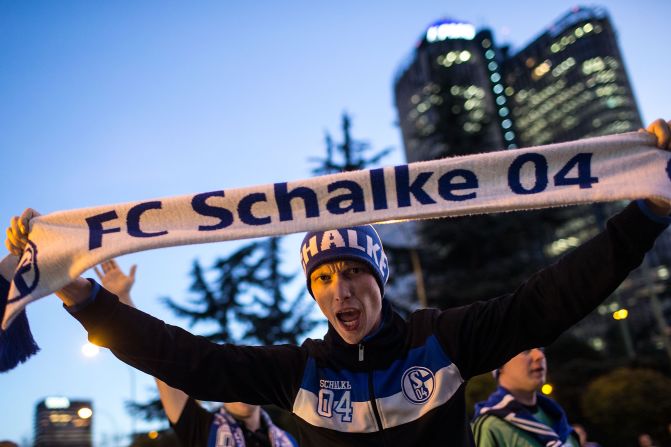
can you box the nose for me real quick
[530,348,546,361]
[332,273,352,302]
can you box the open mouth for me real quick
[336,309,361,331]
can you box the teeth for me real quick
[337,310,360,326]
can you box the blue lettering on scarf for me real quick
[192,191,234,231]
[326,180,365,214]
[127,201,168,238]
[438,169,478,201]
[369,168,388,210]
[85,210,121,250]
[238,193,270,225]
[275,182,320,222]
[394,165,436,207]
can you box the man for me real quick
[95,259,297,447]
[6,119,671,446]
[472,348,580,446]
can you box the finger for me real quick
[94,266,104,280]
[6,223,26,254]
[10,217,27,243]
[108,259,119,270]
[18,208,38,236]
[129,264,137,281]
[102,261,113,273]
[5,237,20,257]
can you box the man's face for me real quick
[224,402,259,419]
[310,260,382,345]
[499,348,547,393]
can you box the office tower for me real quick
[504,6,643,147]
[394,19,507,162]
[34,397,93,447]
[391,6,670,361]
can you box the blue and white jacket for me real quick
[71,202,668,446]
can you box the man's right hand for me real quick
[5,207,92,307]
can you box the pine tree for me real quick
[162,242,261,342]
[237,237,319,345]
[311,112,392,174]
[127,238,317,423]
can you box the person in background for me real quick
[472,348,580,446]
[95,259,297,447]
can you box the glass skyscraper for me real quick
[390,6,669,358]
[34,397,93,447]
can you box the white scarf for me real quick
[3,131,670,329]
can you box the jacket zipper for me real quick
[359,343,384,432]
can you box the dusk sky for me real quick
[1,1,670,444]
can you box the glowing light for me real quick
[590,337,605,351]
[82,342,100,357]
[459,50,471,62]
[490,73,501,82]
[584,23,594,33]
[148,431,159,440]
[613,309,629,320]
[45,397,70,409]
[541,384,553,395]
[493,84,503,94]
[49,413,73,423]
[426,22,476,42]
[501,119,512,129]
[657,266,669,280]
[485,49,495,60]
[78,407,93,419]
[533,61,552,80]
[488,61,498,71]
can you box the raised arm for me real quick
[95,259,188,424]
[438,118,671,378]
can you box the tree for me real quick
[162,242,261,342]
[127,237,317,423]
[581,367,671,447]
[311,112,392,175]
[237,237,319,345]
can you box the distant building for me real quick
[34,397,93,447]
[504,6,642,147]
[390,6,670,358]
[394,6,642,159]
[394,20,506,162]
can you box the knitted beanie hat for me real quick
[300,225,389,297]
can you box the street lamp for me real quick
[81,342,100,357]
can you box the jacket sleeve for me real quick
[69,288,307,409]
[435,202,669,379]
